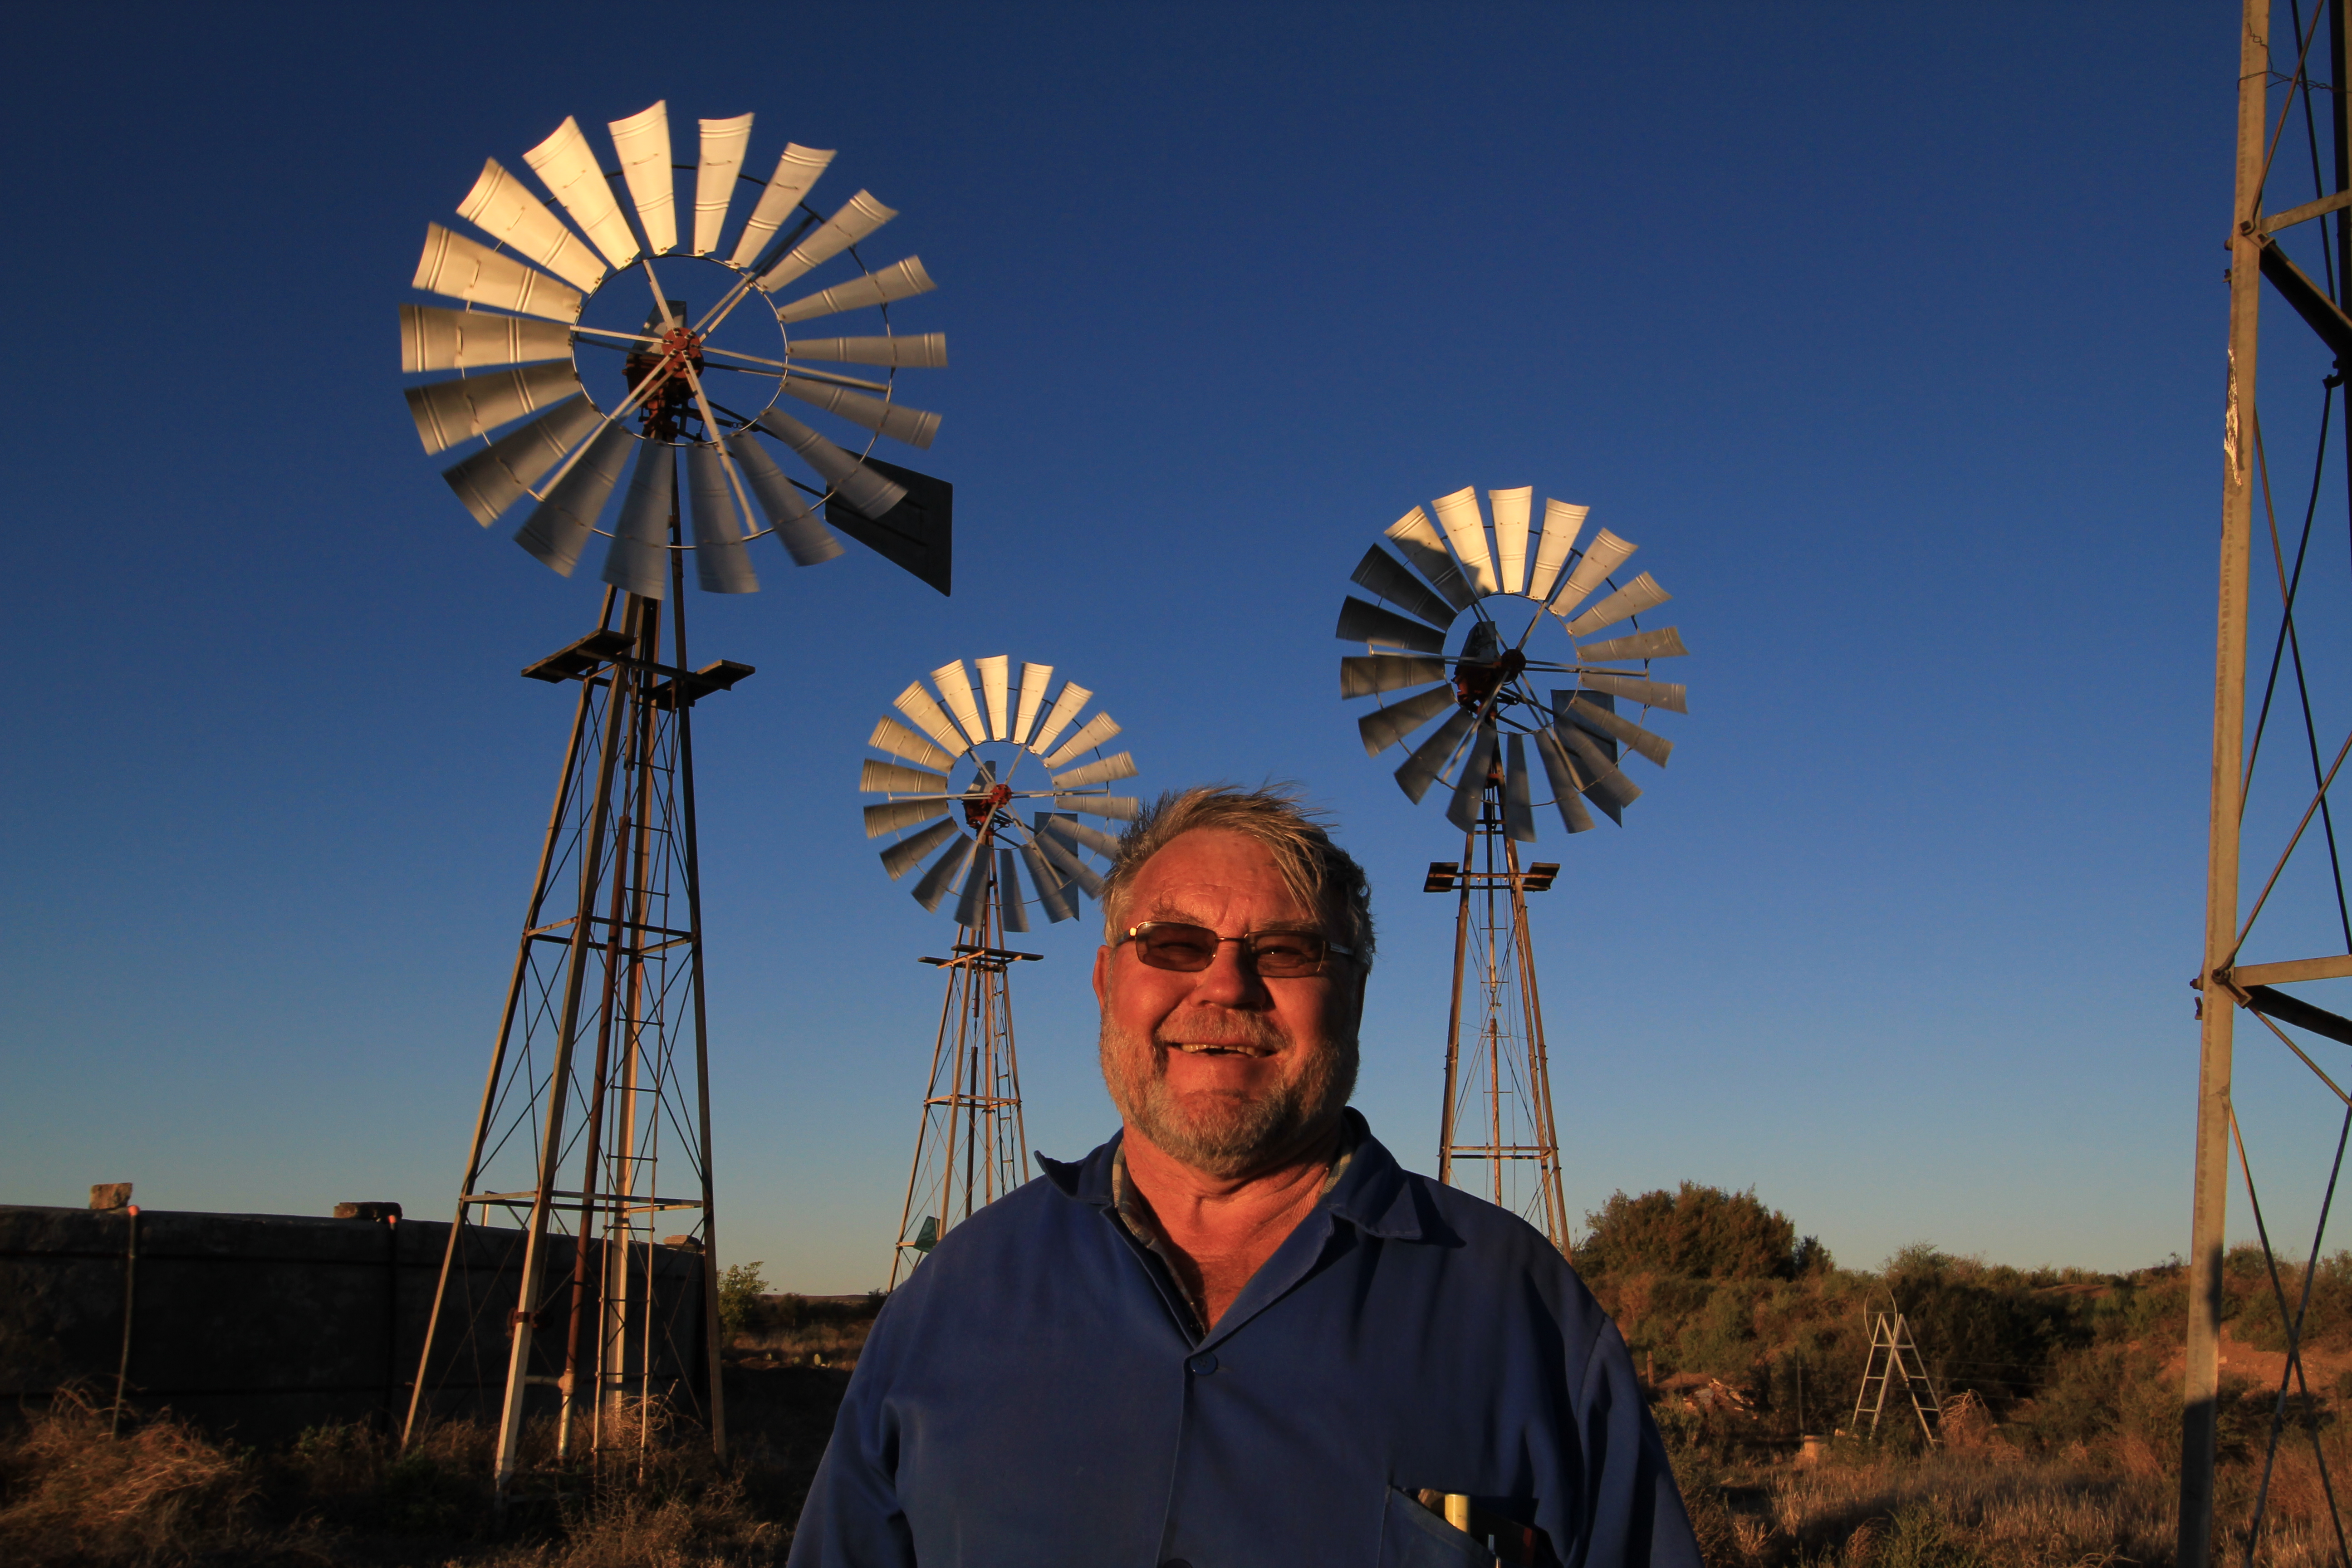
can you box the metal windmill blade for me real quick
[1334,482,1693,842]
[400,105,957,598]
[858,655,1144,926]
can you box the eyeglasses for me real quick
[1117,921,1355,978]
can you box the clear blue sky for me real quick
[4,3,2323,1291]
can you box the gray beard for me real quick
[1098,1016,1358,1180]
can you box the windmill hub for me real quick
[1454,646,1526,710]
[962,778,1013,829]
[621,316,708,441]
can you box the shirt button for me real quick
[1186,1352,1218,1375]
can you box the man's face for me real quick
[1092,828,1366,1179]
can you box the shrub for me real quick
[718,1260,769,1339]
[1578,1183,1827,1283]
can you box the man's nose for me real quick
[1184,940,1267,1005]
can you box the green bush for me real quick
[717,1261,769,1340]
[1578,1183,1829,1283]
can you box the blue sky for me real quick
[5,2,2335,1291]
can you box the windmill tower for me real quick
[392,102,951,1494]
[859,657,1140,1285]
[1335,486,1689,1252]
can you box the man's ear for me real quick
[1093,943,1112,1007]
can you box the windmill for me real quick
[859,657,1141,1286]
[394,102,951,1494]
[1335,486,1688,1252]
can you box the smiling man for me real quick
[789,786,1699,1568]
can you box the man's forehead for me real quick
[1129,830,1315,921]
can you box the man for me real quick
[790,786,1700,1567]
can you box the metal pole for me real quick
[2182,4,2271,1559]
[1438,820,1475,1185]
[1504,831,1570,1254]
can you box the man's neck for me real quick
[1118,1118,1345,1331]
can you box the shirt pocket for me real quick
[1379,1486,1495,1567]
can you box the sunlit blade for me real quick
[1446,725,1499,832]
[600,442,674,599]
[608,102,677,255]
[870,715,954,770]
[1576,672,1687,714]
[1042,815,1123,859]
[1502,734,1539,843]
[442,395,600,525]
[731,144,836,268]
[861,758,950,794]
[730,434,842,565]
[1549,528,1636,618]
[1578,626,1688,662]
[1383,507,1478,611]
[779,375,940,449]
[685,443,759,593]
[790,333,947,368]
[1012,662,1054,745]
[1555,723,1642,818]
[1524,500,1587,603]
[1395,708,1476,804]
[953,849,993,927]
[692,113,753,255]
[1431,487,1499,595]
[893,680,970,756]
[752,408,906,520]
[1044,711,1121,770]
[1019,840,1080,923]
[880,818,957,881]
[1337,596,1446,655]
[1563,695,1671,767]
[1029,682,1092,756]
[400,305,572,372]
[998,851,1034,933]
[413,224,583,322]
[870,799,952,841]
[455,160,606,291]
[1054,750,1137,789]
[776,256,937,324]
[515,421,632,575]
[1057,793,1141,820]
[1034,818,1107,900]
[522,115,639,270]
[1490,487,1532,597]
[930,660,989,745]
[405,362,581,454]
[911,832,974,910]
[1533,727,1597,834]
[759,191,897,292]
[1358,684,1456,757]
[1350,546,1456,630]
[1341,654,1447,699]
[976,655,1011,739]
[1564,572,1670,637]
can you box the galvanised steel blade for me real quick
[759,191,897,293]
[1430,487,1499,596]
[1029,681,1092,756]
[1555,722,1642,820]
[1503,733,1538,843]
[996,850,1031,933]
[790,333,948,368]
[686,443,760,593]
[1383,507,1477,612]
[913,832,974,912]
[779,375,939,449]
[406,361,582,454]
[1340,654,1446,699]
[1563,572,1670,638]
[731,434,843,565]
[608,102,677,255]
[776,256,936,324]
[1563,695,1672,768]
[600,441,674,599]
[1042,815,1123,859]
[1574,672,1688,714]
[1020,839,1080,924]
[522,116,640,271]
[1043,711,1121,770]
[870,715,955,770]
[753,408,906,520]
[1446,724,1499,833]
[1056,794,1140,820]
[861,759,950,794]
[1349,546,1456,631]
[1548,528,1636,619]
[1336,596,1446,655]
[1052,751,1138,789]
[880,818,958,881]
[1533,727,1596,834]
[1524,499,1588,603]
[1395,707,1477,804]
[412,223,583,322]
[1034,816,1108,899]
[976,655,1011,740]
[514,421,633,576]
[401,305,573,372]
[893,680,970,756]
[869,798,952,841]
[442,395,600,525]
[731,143,835,268]
[1012,662,1054,745]
[456,159,606,292]
[1578,626,1688,662]
[954,848,994,926]
[930,660,988,746]
[1490,487,1532,597]
[1357,683,1456,758]
[691,113,754,255]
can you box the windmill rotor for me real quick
[860,656,1141,930]
[401,102,953,598]
[1336,485,1690,839]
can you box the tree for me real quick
[1577,1183,1830,1281]
[718,1260,769,1339]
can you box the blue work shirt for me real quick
[789,1111,1700,1567]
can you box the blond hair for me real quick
[1099,785,1375,964]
